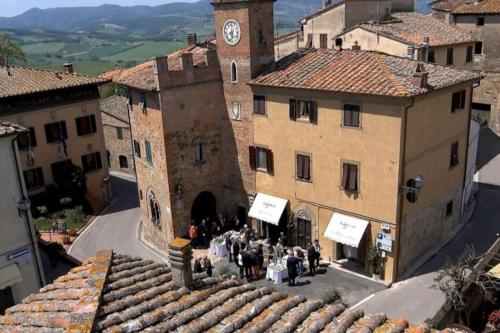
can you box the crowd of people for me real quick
[193,256,213,277]
[188,215,244,248]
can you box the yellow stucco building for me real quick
[0,62,110,209]
[248,48,479,282]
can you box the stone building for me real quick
[248,48,478,282]
[0,61,111,209]
[100,96,134,175]
[274,0,414,60]
[0,122,45,314]
[0,247,471,332]
[336,12,476,67]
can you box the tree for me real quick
[432,246,499,325]
[0,33,27,65]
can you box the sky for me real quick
[1,0,198,17]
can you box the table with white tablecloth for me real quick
[266,266,288,284]
[209,241,227,257]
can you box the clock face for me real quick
[223,20,241,46]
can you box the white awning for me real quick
[0,264,23,290]
[248,193,288,226]
[323,212,369,248]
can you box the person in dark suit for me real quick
[242,251,253,282]
[286,250,298,286]
[307,242,316,276]
[193,258,203,274]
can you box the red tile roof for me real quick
[0,249,469,333]
[0,122,27,138]
[99,68,126,82]
[454,0,500,14]
[250,48,479,97]
[100,96,129,128]
[117,44,213,91]
[0,66,108,99]
[355,12,475,47]
[430,0,475,12]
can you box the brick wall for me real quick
[103,125,134,175]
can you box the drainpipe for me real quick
[11,137,45,287]
[394,96,414,282]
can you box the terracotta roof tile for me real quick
[100,96,129,128]
[0,66,108,99]
[250,48,479,97]
[117,44,212,91]
[356,12,475,47]
[0,250,474,332]
[0,122,27,138]
[430,0,475,12]
[454,0,500,14]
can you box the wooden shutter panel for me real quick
[76,118,83,136]
[451,92,459,112]
[249,146,257,170]
[266,149,274,174]
[289,99,297,120]
[61,122,68,139]
[96,152,102,169]
[342,163,349,189]
[460,90,466,109]
[309,102,318,124]
[343,105,352,126]
[91,115,97,132]
[296,155,303,179]
[304,156,311,180]
[352,106,360,127]
[349,164,358,191]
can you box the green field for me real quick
[103,41,185,62]
[23,42,66,54]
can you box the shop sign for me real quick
[376,232,392,252]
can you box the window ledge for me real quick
[296,177,312,183]
[253,113,267,117]
[341,124,362,130]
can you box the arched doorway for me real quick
[191,191,217,224]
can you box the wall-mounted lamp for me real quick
[17,197,31,217]
[400,175,426,203]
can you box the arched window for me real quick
[231,61,238,83]
[148,190,161,230]
[119,155,128,169]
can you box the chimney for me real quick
[181,52,194,70]
[335,38,343,51]
[153,56,169,74]
[63,63,74,74]
[187,33,197,46]
[351,41,361,51]
[168,238,193,289]
[0,56,4,67]
[412,63,429,89]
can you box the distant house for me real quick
[100,96,134,175]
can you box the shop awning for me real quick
[0,264,22,290]
[248,193,288,226]
[323,212,369,248]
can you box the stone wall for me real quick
[103,125,134,175]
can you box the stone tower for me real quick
[212,0,276,210]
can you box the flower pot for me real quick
[68,229,77,237]
[62,235,71,245]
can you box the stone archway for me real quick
[191,191,217,224]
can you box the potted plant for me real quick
[62,234,71,245]
[68,229,77,237]
[367,246,385,280]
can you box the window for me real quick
[477,17,485,26]
[107,150,111,166]
[51,159,72,183]
[75,115,97,136]
[450,142,459,168]
[194,143,204,164]
[289,99,318,123]
[116,127,123,140]
[45,121,67,143]
[446,48,454,65]
[342,162,359,192]
[253,95,266,115]
[343,103,361,128]
[145,140,153,165]
[446,201,454,217]
[139,92,147,113]
[466,46,473,63]
[134,140,141,158]
[451,90,466,113]
[320,34,328,49]
[296,154,311,181]
[475,41,483,55]
[17,127,37,150]
[81,152,102,173]
[231,61,238,83]
[472,102,491,112]
[249,146,273,174]
[428,50,435,63]
[119,155,128,169]
[306,33,313,48]
[23,168,44,190]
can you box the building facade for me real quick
[0,63,110,210]
[100,96,135,175]
[249,48,478,282]
[0,122,45,314]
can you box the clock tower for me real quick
[212,0,276,207]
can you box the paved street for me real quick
[68,172,165,263]
[361,128,500,324]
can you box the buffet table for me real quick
[266,261,288,284]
